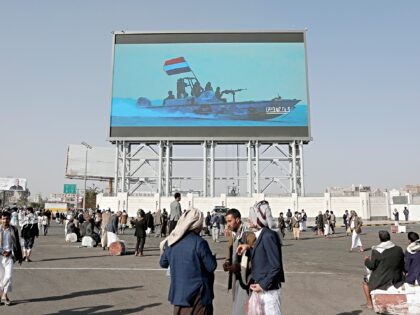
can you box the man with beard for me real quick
[223,208,255,315]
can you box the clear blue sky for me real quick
[1,0,419,196]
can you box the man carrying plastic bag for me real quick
[237,200,285,315]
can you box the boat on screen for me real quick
[135,57,300,121]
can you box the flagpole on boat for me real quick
[190,70,200,85]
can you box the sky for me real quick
[0,0,419,196]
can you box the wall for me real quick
[97,192,420,220]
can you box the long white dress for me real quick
[351,220,362,249]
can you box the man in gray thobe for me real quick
[169,192,182,234]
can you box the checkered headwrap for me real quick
[249,200,276,229]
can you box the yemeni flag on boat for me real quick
[163,57,192,75]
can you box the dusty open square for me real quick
[4,222,419,315]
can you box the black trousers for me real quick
[168,220,178,234]
[135,237,145,253]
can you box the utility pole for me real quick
[81,142,92,210]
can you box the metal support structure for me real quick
[292,140,297,194]
[254,141,260,194]
[210,141,215,197]
[299,141,305,196]
[202,141,207,197]
[114,141,119,194]
[247,141,253,197]
[121,142,127,193]
[158,141,163,195]
[165,141,171,197]
[288,144,293,193]
[113,140,306,197]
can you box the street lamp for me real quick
[81,141,92,210]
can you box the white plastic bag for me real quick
[247,291,263,315]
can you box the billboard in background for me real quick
[109,32,311,141]
[0,178,27,191]
[65,145,115,179]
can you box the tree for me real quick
[17,188,31,207]
[85,186,99,209]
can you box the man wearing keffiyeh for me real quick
[160,208,217,314]
[237,200,285,315]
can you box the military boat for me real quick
[136,62,300,121]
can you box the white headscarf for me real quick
[160,208,203,251]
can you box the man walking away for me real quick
[0,211,23,306]
[169,193,182,234]
[160,208,217,314]
[278,213,286,238]
[134,210,147,257]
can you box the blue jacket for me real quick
[250,227,285,291]
[160,231,217,306]
[405,244,420,285]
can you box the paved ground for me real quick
[2,223,419,315]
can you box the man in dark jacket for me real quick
[0,211,23,305]
[160,208,216,314]
[21,207,39,262]
[237,200,284,314]
[362,230,405,309]
[134,210,147,256]
[405,232,420,285]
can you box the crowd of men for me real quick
[1,200,419,313]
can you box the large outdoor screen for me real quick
[109,32,310,141]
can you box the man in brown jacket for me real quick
[223,208,256,315]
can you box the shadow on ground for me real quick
[336,310,364,315]
[40,255,110,262]
[16,286,143,304]
[43,303,161,315]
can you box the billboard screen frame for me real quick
[108,31,312,142]
[0,177,27,192]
